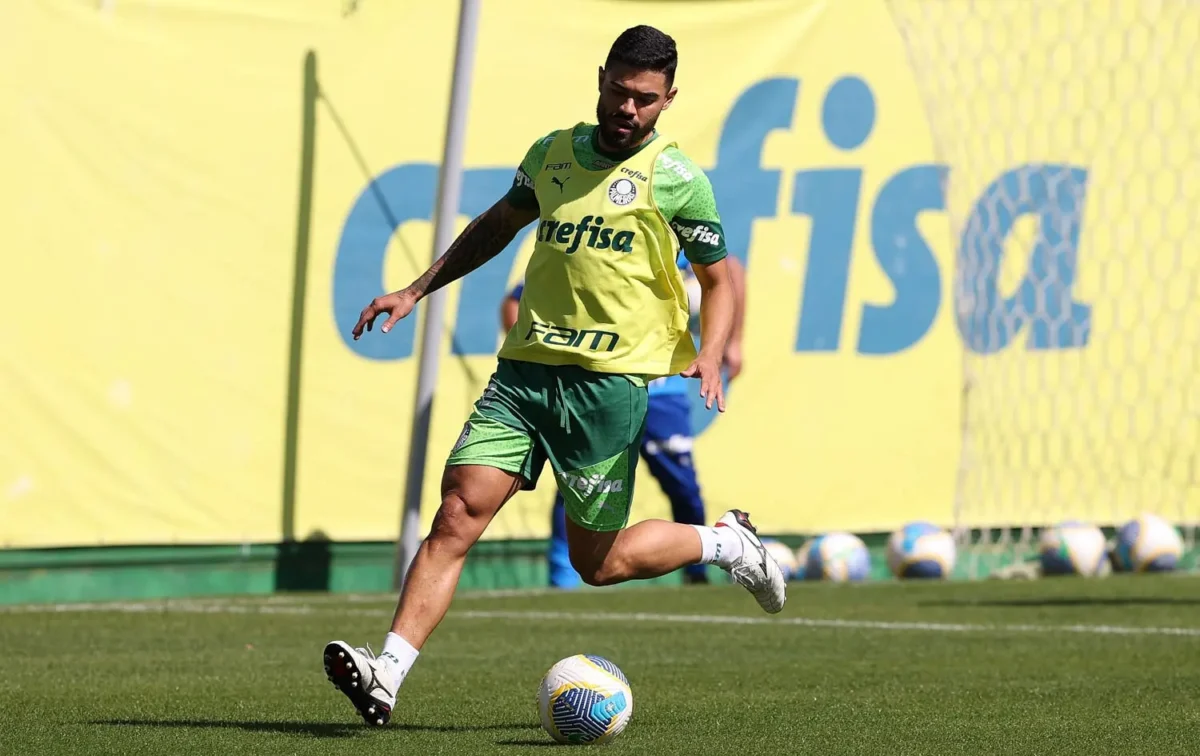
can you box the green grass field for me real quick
[3,575,1198,755]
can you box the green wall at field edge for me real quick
[2,532,1196,605]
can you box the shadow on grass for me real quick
[93,719,540,738]
[921,597,1200,608]
[496,739,559,747]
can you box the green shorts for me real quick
[446,358,648,532]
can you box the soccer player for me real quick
[326,25,786,727]
[500,253,746,589]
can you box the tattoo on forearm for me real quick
[410,206,518,297]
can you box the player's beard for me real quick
[596,103,655,151]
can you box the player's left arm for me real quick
[723,255,746,381]
[661,149,737,409]
[684,258,734,412]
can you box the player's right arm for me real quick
[722,254,746,381]
[352,133,554,340]
[351,198,538,339]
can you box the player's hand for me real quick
[722,341,743,382]
[680,353,726,413]
[352,289,418,340]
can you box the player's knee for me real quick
[574,564,619,587]
[570,552,628,587]
[426,493,482,557]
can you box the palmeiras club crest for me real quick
[607,178,637,206]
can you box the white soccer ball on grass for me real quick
[538,654,633,745]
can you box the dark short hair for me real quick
[604,25,678,86]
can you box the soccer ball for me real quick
[762,538,800,581]
[538,655,632,745]
[1112,513,1184,573]
[801,532,870,582]
[887,522,955,579]
[1039,521,1109,576]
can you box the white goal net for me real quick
[886,0,1200,576]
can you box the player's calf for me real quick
[577,507,789,614]
[566,518,706,585]
[388,466,521,648]
[322,464,523,725]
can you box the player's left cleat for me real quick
[716,509,787,614]
[323,641,397,726]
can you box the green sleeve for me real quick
[652,146,728,266]
[504,131,556,211]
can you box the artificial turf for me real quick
[2,574,1197,754]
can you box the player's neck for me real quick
[592,125,657,160]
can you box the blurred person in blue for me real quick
[501,254,746,588]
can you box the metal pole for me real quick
[394,0,483,590]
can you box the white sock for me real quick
[692,524,743,569]
[379,632,420,684]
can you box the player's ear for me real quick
[662,86,678,110]
[597,66,605,92]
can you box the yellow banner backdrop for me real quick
[1,0,1196,549]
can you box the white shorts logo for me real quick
[559,471,624,495]
[607,178,637,206]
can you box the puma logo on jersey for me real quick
[536,215,635,254]
[551,176,569,192]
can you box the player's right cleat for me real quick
[715,509,787,614]
[323,641,397,726]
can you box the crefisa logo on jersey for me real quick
[670,219,721,247]
[607,178,637,206]
[535,215,635,253]
[620,166,649,182]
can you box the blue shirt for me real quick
[508,257,694,397]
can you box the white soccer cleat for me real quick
[716,509,787,614]
[322,640,397,726]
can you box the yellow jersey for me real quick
[498,124,696,378]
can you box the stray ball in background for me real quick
[538,654,632,745]
[1113,513,1184,573]
[801,532,870,582]
[762,538,800,581]
[1039,521,1108,576]
[887,522,955,579]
